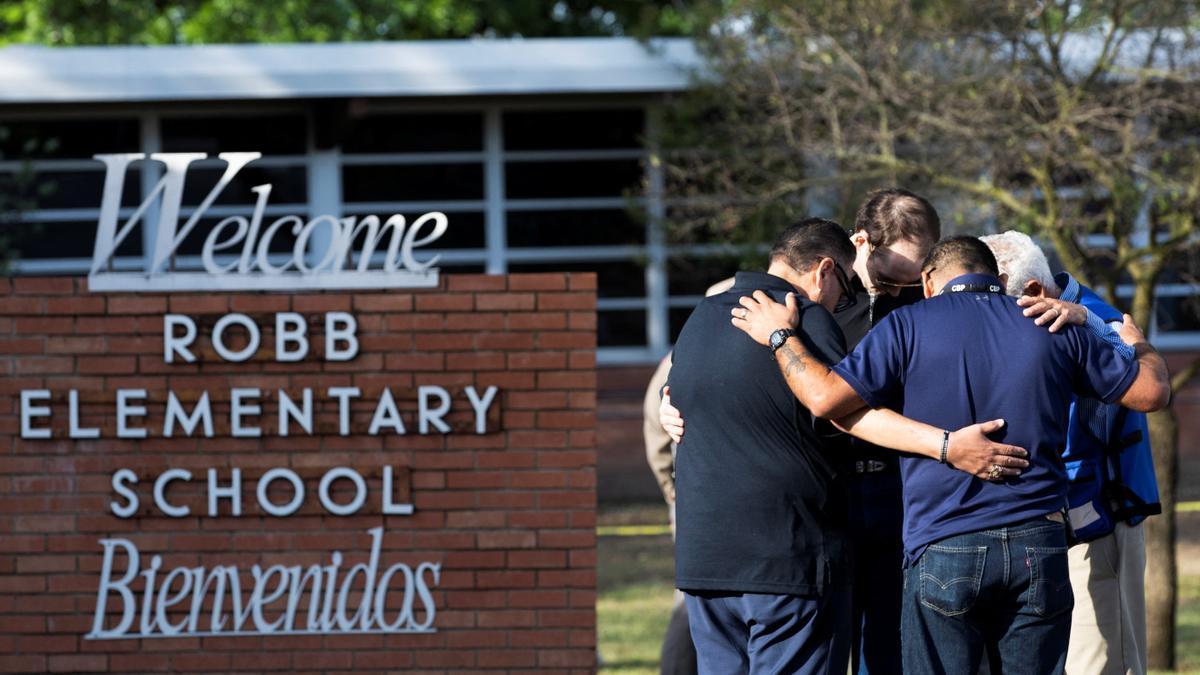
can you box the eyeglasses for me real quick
[872,276,923,290]
[831,260,857,309]
[855,231,923,289]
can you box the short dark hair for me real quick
[921,236,999,277]
[855,188,941,248]
[769,217,856,273]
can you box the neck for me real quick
[931,266,981,291]
[765,262,812,301]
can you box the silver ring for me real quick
[739,308,748,319]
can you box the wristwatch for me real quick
[769,328,796,354]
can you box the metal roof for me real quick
[0,37,699,104]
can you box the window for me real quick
[503,109,644,150]
[342,112,483,153]
[506,209,645,247]
[342,164,484,202]
[0,119,139,159]
[161,115,307,155]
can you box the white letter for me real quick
[368,389,406,436]
[336,527,382,630]
[250,565,291,632]
[89,538,140,639]
[201,216,249,274]
[116,389,148,439]
[278,388,313,436]
[155,567,194,637]
[208,468,242,517]
[383,466,414,516]
[334,214,406,272]
[111,469,139,519]
[163,391,213,438]
[324,312,359,361]
[230,388,262,438]
[400,211,448,271]
[275,313,309,362]
[464,386,499,435]
[68,389,100,439]
[256,215,301,275]
[293,215,343,273]
[238,185,272,273]
[374,563,415,630]
[327,387,360,436]
[163,314,197,364]
[20,389,51,439]
[418,386,451,434]
[411,562,441,630]
[256,468,304,517]
[212,313,261,362]
[91,153,203,276]
[318,467,367,516]
[154,469,192,518]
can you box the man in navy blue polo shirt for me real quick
[669,223,1036,674]
[731,236,1171,674]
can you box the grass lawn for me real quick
[599,504,1200,674]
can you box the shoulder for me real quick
[796,299,848,359]
[798,299,838,331]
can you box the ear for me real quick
[922,270,936,299]
[851,231,869,249]
[1022,278,1044,297]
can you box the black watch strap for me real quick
[769,328,797,354]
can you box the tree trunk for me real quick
[1145,406,1179,670]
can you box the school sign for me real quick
[0,152,598,673]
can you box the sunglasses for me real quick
[831,260,857,309]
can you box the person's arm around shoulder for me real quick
[643,355,676,504]
[1114,314,1171,412]
[658,369,1029,481]
[731,290,866,420]
[833,407,1028,480]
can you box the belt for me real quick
[854,460,890,474]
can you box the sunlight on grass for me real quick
[598,581,674,674]
[597,513,676,675]
[599,508,1200,674]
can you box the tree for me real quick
[0,0,700,44]
[663,1,1200,667]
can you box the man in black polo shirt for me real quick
[731,236,1171,674]
[662,189,940,674]
[668,221,1030,674]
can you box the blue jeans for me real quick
[685,587,851,675]
[901,517,1074,674]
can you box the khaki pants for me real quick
[1065,522,1148,675]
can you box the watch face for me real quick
[770,330,788,350]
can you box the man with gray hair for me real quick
[981,230,1161,675]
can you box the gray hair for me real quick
[978,230,1060,297]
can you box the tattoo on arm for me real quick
[780,343,807,378]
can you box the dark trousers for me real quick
[901,517,1074,674]
[848,470,904,675]
[684,587,851,675]
[661,598,698,675]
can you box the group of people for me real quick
[643,189,1170,674]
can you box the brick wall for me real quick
[0,273,597,674]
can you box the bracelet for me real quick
[939,430,950,464]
